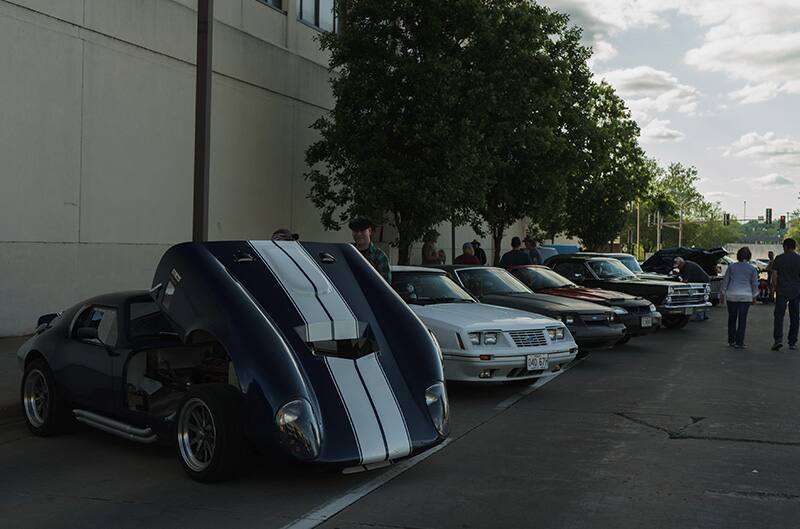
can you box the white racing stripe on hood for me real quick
[325,356,386,464]
[249,241,360,341]
[356,354,411,460]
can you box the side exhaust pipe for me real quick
[73,409,158,444]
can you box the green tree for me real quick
[305,0,488,263]
[468,1,593,264]
[564,82,652,250]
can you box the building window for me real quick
[298,0,337,32]
[258,0,283,9]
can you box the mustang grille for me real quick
[508,329,548,347]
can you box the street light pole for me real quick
[193,0,213,242]
[678,206,683,247]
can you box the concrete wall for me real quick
[0,0,529,336]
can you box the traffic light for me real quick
[766,208,773,224]
[723,213,731,226]
[780,215,786,230]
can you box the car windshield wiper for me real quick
[428,297,473,304]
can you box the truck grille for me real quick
[508,329,548,347]
[670,285,707,305]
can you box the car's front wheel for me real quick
[176,384,244,483]
[21,358,72,436]
[662,314,690,329]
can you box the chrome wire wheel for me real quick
[23,369,49,428]
[178,398,217,473]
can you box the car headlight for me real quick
[648,303,657,312]
[561,315,575,325]
[547,327,566,340]
[668,286,675,295]
[483,332,498,345]
[611,306,628,315]
[468,332,481,345]
[704,285,711,294]
[425,382,449,437]
[666,296,673,304]
[275,399,321,461]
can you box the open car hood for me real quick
[642,247,728,276]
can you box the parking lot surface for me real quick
[2,304,800,529]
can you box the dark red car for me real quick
[509,265,661,343]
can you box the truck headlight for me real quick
[276,399,321,461]
[483,332,498,345]
[425,382,449,437]
[611,307,628,315]
[547,327,565,340]
[468,332,481,345]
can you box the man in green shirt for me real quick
[349,216,391,283]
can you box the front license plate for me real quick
[527,354,548,371]
[641,316,652,328]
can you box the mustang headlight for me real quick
[561,315,575,325]
[468,332,481,345]
[276,399,321,461]
[648,303,657,312]
[425,382,450,437]
[611,306,628,315]
[547,327,565,341]
[483,332,498,345]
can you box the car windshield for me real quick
[587,259,636,280]
[392,272,475,305]
[617,256,643,273]
[513,267,575,290]
[456,268,532,296]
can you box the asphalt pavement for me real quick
[2,304,800,529]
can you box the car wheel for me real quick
[21,358,72,436]
[662,314,690,329]
[176,384,244,483]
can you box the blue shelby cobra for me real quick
[17,241,448,482]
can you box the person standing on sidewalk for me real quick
[721,247,758,348]
[349,216,391,283]
[771,238,800,350]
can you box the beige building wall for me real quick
[0,0,526,336]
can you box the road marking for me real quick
[280,358,586,529]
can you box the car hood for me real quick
[539,286,639,303]
[408,302,556,331]
[481,292,612,314]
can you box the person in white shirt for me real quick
[720,247,759,348]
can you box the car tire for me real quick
[662,314,690,329]
[176,384,244,483]
[21,358,72,436]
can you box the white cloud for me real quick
[641,118,686,142]
[597,66,699,121]
[704,191,737,199]
[541,1,800,102]
[726,132,800,169]
[752,173,795,189]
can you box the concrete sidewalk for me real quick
[0,336,26,420]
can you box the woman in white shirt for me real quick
[721,247,759,348]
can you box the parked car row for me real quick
[14,241,712,484]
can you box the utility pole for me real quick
[743,200,747,223]
[678,206,683,247]
[193,0,213,242]
[636,201,640,259]
[656,211,662,250]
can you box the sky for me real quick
[539,0,800,221]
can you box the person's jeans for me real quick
[774,294,800,345]
[727,301,750,346]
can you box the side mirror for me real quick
[37,313,59,327]
[76,327,99,341]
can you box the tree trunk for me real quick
[491,224,505,266]
[397,234,412,265]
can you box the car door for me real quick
[60,305,117,412]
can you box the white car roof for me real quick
[391,265,445,274]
